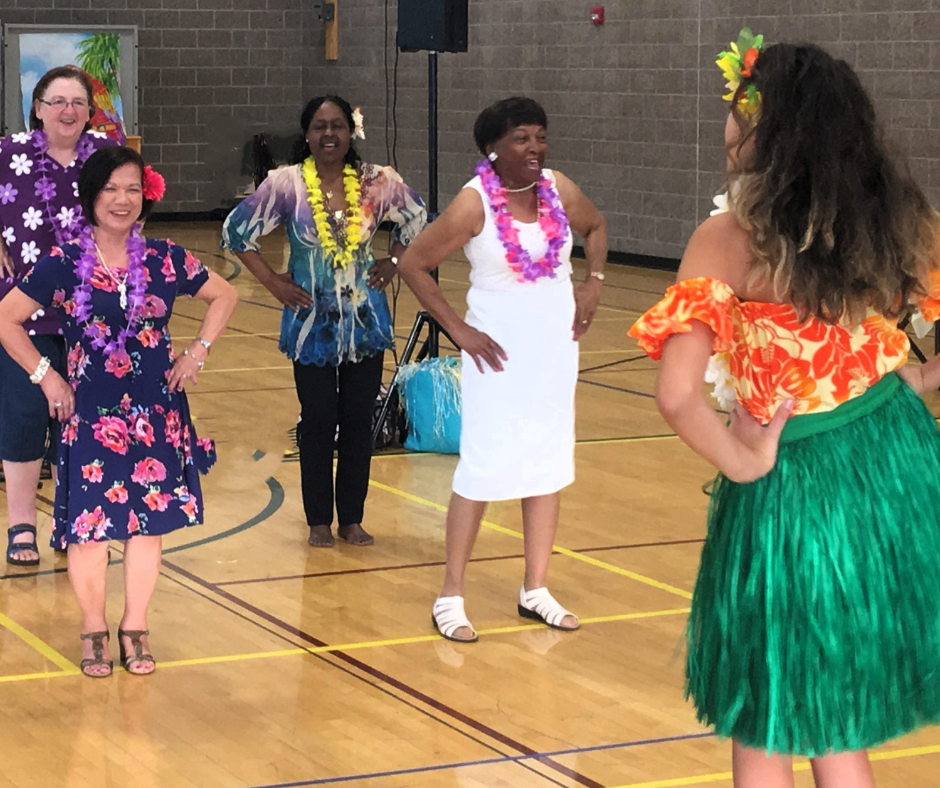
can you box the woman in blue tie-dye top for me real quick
[222,95,426,548]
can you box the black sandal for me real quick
[118,628,156,675]
[80,630,113,678]
[6,524,40,567]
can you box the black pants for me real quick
[292,353,384,527]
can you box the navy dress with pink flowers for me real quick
[18,238,216,546]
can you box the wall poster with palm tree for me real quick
[0,24,138,140]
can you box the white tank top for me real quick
[462,170,573,292]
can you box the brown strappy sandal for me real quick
[79,630,113,678]
[118,628,156,675]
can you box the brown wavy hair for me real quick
[725,43,939,323]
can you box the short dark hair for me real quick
[473,97,548,155]
[289,94,362,169]
[79,147,155,226]
[30,66,96,132]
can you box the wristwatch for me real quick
[588,271,605,282]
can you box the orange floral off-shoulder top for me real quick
[628,276,940,425]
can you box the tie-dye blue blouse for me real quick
[221,163,427,366]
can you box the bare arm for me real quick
[654,214,791,483]
[167,270,239,392]
[554,171,607,339]
[397,188,507,372]
[0,288,74,420]
[898,353,940,394]
[0,237,14,279]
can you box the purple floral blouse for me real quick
[0,129,115,335]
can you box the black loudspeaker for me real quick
[397,0,468,53]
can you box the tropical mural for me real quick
[19,31,126,143]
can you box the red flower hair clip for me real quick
[142,165,166,202]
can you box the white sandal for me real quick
[432,596,478,643]
[517,586,580,631]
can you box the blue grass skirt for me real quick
[688,373,940,755]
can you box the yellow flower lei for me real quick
[302,158,363,269]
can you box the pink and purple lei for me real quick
[475,158,568,283]
[72,224,149,370]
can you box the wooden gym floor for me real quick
[1,221,939,788]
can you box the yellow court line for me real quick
[580,349,644,355]
[1,608,689,678]
[175,332,280,340]
[608,744,940,787]
[0,670,74,684]
[578,435,678,445]
[0,612,80,675]
[367,434,680,462]
[368,480,693,600]
[160,647,307,669]
[161,608,691,668]
[200,365,293,374]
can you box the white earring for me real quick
[487,151,498,162]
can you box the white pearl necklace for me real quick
[505,182,537,193]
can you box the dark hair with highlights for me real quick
[290,94,362,169]
[473,97,548,155]
[30,66,96,132]
[725,43,939,323]
[79,147,155,225]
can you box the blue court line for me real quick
[245,731,716,788]
[162,478,284,556]
[0,476,284,579]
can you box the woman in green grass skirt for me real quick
[630,31,940,787]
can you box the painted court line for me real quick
[367,480,693,600]
[243,732,716,788]
[608,743,940,788]
[158,608,689,668]
[0,608,689,681]
[217,538,702,586]
[161,563,604,788]
[0,612,79,676]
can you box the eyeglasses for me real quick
[39,97,89,111]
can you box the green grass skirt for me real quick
[688,373,940,756]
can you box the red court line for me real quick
[162,557,604,788]
[216,538,705,586]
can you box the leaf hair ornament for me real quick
[717,27,764,120]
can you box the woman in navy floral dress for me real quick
[0,147,238,677]
[0,66,115,566]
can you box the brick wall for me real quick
[1,0,309,213]
[4,1,938,257]
[306,0,940,260]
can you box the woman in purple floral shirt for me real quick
[0,66,114,567]
[0,147,238,677]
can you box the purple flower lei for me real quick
[475,158,569,282]
[32,129,94,247]
[73,224,149,364]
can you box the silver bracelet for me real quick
[182,347,205,369]
[194,337,211,351]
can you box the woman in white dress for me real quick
[398,97,607,642]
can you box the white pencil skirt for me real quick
[452,280,578,502]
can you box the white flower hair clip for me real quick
[352,107,366,140]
